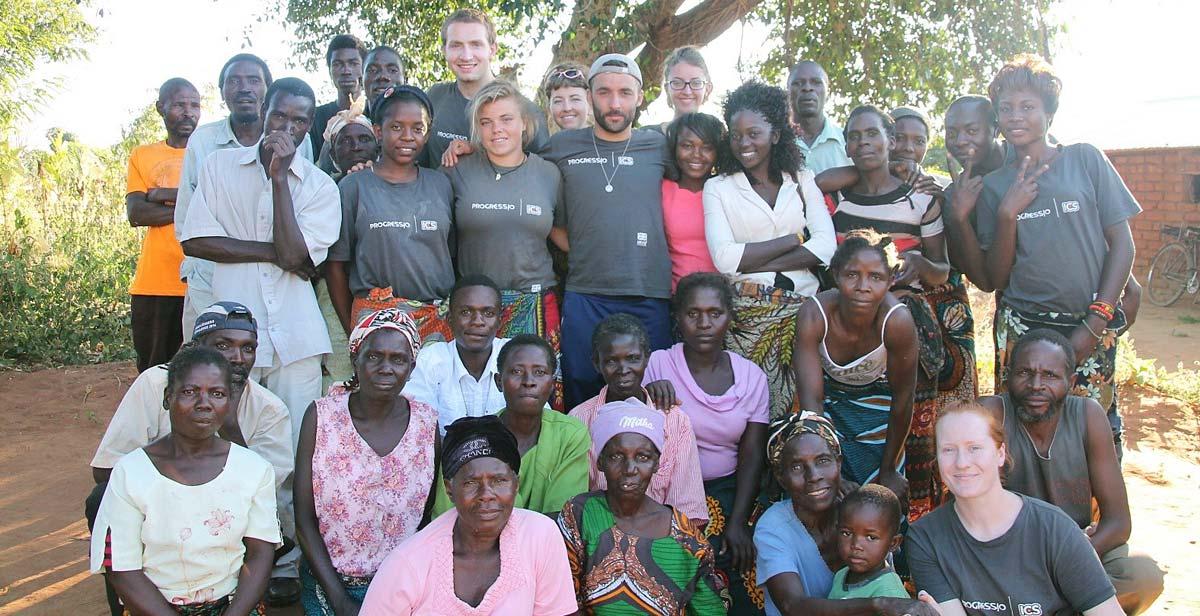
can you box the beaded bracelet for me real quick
[1088,301,1115,322]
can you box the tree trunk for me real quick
[552,0,766,99]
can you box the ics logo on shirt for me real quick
[1060,200,1080,214]
[421,220,438,231]
[636,232,648,247]
[526,204,543,216]
[617,156,634,166]
[1017,604,1043,616]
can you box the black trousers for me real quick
[85,482,123,616]
[130,295,184,373]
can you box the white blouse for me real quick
[89,444,280,606]
[702,169,837,296]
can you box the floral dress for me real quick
[305,390,437,612]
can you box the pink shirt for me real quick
[359,508,577,616]
[311,392,437,577]
[661,179,717,290]
[569,387,708,523]
[644,343,770,480]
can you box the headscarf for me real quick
[442,416,522,479]
[590,398,666,458]
[347,308,420,360]
[322,93,373,144]
[767,410,841,467]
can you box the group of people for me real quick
[89,6,1165,615]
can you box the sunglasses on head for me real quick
[552,69,584,80]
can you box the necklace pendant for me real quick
[495,172,502,181]
[605,184,613,193]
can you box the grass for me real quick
[0,109,161,369]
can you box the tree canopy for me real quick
[278,0,1058,116]
[1,0,95,128]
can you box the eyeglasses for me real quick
[552,69,584,80]
[667,78,708,91]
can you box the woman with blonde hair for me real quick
[442,79,568,406]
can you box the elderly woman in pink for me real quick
[360,415,577,615]
[293,309,440,615]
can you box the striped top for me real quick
[829,185,943,252]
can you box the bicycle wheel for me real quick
[1147,242,1191,306]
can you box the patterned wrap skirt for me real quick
[823,374,904,486]
[497,288,564,411]
[703,474,766,615]
[351,287,452,347]
[726,282,810,420]
[994,304,1125,413]
[897,291,947,522]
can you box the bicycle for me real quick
[1146,222,1200,306]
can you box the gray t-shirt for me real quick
[976,143,1140,314]
[426,81,551,169]
[541,128,672,299]
[444,152,561,291]
[908,494,1115,616]
[328,169,455,301]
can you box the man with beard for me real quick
[175,54,313,335]
[425,8,549,167]
[125,78,201,373]
[87,302,293,615]
[541,53,673,408]
[980,329,1163,615]
[309,34,367,159]
[787,60,850,173]
[181,78,339,605]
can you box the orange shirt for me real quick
[127,142,187,296]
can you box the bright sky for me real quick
[19,0,1200,150]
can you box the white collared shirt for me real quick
[175,116,313,281]
[702,168,837,296]
[403,338,510,434]
[180,144,340,367]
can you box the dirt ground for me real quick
[0,317,1197,614]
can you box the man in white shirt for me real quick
[180,76,339,452]
[86,302,297,611]
[175,54,314,335]
[787,60,851,173]
[404,275,510,433]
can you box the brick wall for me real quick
[1106,146,1200,275]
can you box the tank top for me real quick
[816,299,905,386]
[1000,392,1092,529]
[311,391,438,576]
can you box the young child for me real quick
[828,484,910,600]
